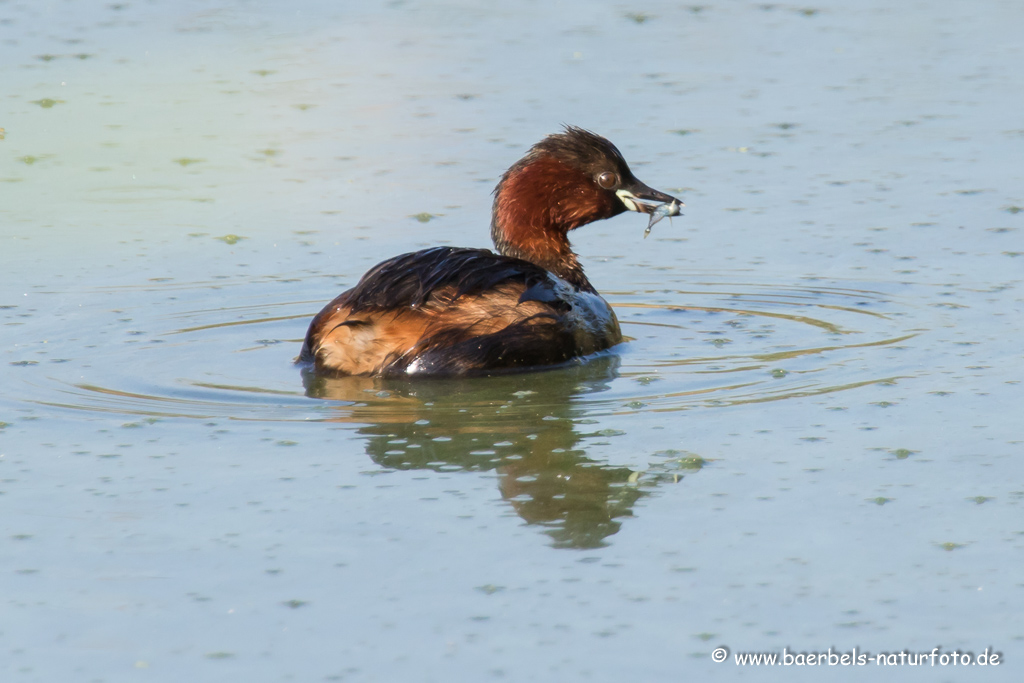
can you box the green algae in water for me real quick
[30,98,64,108]
[890,448,917,459]
[214,234,246,245]
[411,212,438,223]
[868,497,893,506]
[625,12,651,23]
[172,157,204,167]
[677,456,707,471]
[939,542,966,551]
[653,450,706,471]
[17,155,50,166]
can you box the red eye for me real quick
[597,171,617,189]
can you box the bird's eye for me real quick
[597,171,618,189]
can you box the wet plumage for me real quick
[299,126,683,377]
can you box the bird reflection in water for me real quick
[302,356,696,549]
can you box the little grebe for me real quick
[299,126,683,377]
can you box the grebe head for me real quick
[491,126,682,286]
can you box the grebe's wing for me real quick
[301,247,584,376]
[342,247,563,312]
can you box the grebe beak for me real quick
[614,181,684,216]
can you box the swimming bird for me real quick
[299,126,683,377]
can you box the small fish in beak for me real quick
[614,183,684,238]
[644,200,683,238]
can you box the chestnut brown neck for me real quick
[490,155,610,291]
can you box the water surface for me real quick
[2,1,1022,681]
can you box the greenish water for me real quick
[2,1,1022,681]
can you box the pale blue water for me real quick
[2,1,1022,681]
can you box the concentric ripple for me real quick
[12,278,924,423]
